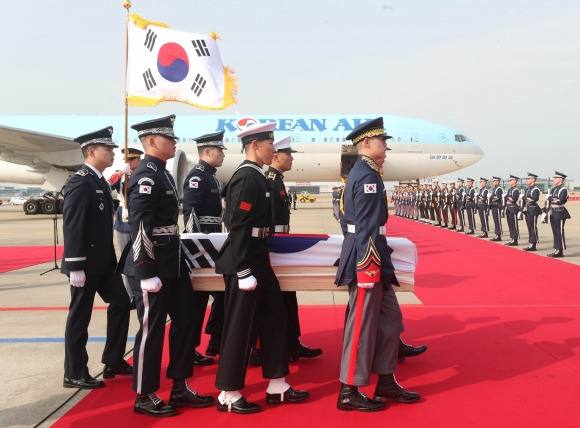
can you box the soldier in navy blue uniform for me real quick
[464,178,476,234]
[108,147,143,307]
[455,178,465,231]
[476,178,490,238]
[124,115,214,417]
[335,117,419,413]
[182,131,227,366]
[504,175,521,246]
[447,181,457,229]
[523,172,542,251]
[61,127,131,390]
[547,171,571,257]
[489,176,503,241]
[214,122,309,414]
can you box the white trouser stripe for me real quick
[137,291,150,394]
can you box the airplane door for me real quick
[408,128,422,152]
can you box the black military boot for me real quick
[337,383,385,412]
[374,374,420,403]
[505,239,518,246]
[398,338,428,362]
[489,235,502,242]
[524,243,537,251]
[477,232,488,238]
[168,378,215,408]
[547,249,564,258]
[205,335,221,357]
[134,393,176,417]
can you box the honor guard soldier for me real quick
[432,179,442,226]
[448,180,457,229]
[214,122,309,414]
[440,181,449,227]
[335,117,419,413]
[266,136,322,361]
[455,178,466,231]
[504,175,521,246]
[489,176,504,241]
[108,147,143,307]
[523,172,542,251]
[464,178,476,234]
[125,115,214,417]
[476,178,490,238]
[547,171,571,257]
[182,130,227,365]
[61,127,132,390]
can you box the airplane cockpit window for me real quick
[455,135,470,142]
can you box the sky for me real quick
[1,0,579,183]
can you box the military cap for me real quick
[131,114,178,140]
[509,174,519,181]
[457,178,464,182]
[441,180,447,184]
[466,177,474,182]
[73,126,118,149]
[492,176,501,181]
[273,136,297,153]
[121,147,144,159]
[527,172,538,179]
[194,130,227,150]
[346,117,392,147]
[237,122,276,145]
[433,178,439,182]
[553,171,567,179]
[480,177,488,183]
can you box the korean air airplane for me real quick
[0,114,483,193]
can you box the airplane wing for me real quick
[0,124,82,169]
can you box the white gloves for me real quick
[358,282,374,289]
[121,163,131,174]
[121,207,129,222]
[70,270,86,287]
[141,276,163,292]
[238,275,257,291]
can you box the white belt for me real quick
[251,227,269,238]
[347,224,386,235]
[152,224,179,236]
[199,215,222,224]
[274,225,289,233]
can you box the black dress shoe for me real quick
[398,339,428,362]
[457,227,464,232]
[465,230,474,235]
[63,375,105,389]
[477,232,488,238]
[449,225,456,230]
[547,250,564,258]
[489,236,502,242]
[523,244,537,251]
[337,384,385,412]
[289,342,323,362]
[130,297,136,310]
[374,374,420,403]
[205,336,221,357]
[266,387,309,404]
[193,350,214,366]
[505,240,518,246]
[134,393,176,417]
[217,396,262,414]
[103,360,133,379]
[248,348,262,367]
[169,388,215,408]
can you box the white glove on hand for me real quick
[238,275,257,291]
[141,277,163,292]
[70,270,86,287]
[358,282,374,289]
[121,207,129,222]
[121,163,131,174]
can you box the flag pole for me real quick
[122,0,132,209]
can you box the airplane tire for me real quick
[41,199,56,214]
[23,200,40,215]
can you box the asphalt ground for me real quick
[0,196,578,427]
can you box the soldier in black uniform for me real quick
[214,122,309,414]
[61,127,132,390]
[440,180,449,227]
[504,175,521,246]
[464,178,476,234]
[489,176,503,241]
[335,118,419,413]
[476,178,490,238]
[547,171,571,257]
[182,131,227,365]
[448,180,457,229]
[523,172,542,251]
[266,136,323,362]
[455,178,465,232]
[124,115,214,417]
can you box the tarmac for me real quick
[0,195,578,427]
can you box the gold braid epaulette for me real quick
[361,156,380,173]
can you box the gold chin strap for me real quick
[340,183,345,216]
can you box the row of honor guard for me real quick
[392,172,570,257]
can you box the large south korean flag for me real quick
[126,14,237,109]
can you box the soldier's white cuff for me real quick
[237,268,252,279]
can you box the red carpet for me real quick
[48,217,580,427]
[0,246,64,273]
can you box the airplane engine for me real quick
[166,148,189,199]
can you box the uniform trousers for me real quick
[466,205,476,231]
[283,291,301,348]
[550,214,567,250]
[477,205,489,232]
[190,291,225,348]
[64,272,130,379]
[216,262,289,391]
[116,231,133,298]
[339,275,402,386]
[525,211,540,244]
[456,204,465,227]
[129,274,199,394]
[505,208,520,240]
[490,206,502,235]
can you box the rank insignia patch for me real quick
[99,203,104,211]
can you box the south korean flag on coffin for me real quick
[126,14,237,110]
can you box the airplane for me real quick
[0,114,483,200]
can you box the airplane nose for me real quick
[474,144,484,162]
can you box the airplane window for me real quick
[455,135,469,142]
[398,137,401,142]
[312,138,315,142]
[324,138,327,142]
[330,137,334,142]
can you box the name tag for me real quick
[211,189,219,193]
[166,190,174,195]
[96,189,103,194]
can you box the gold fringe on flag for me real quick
[129,13,170,29]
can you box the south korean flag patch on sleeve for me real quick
[364,183,377,193]
[140,185,152,194]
